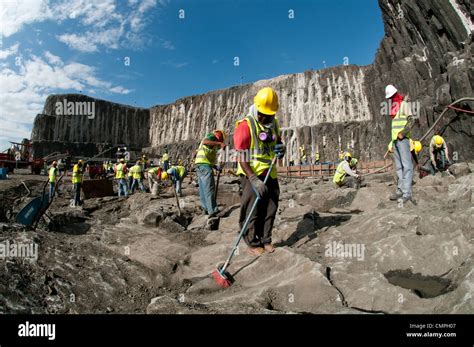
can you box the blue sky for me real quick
[0,0,384,150]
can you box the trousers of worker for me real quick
[239,175,279,247]
[393,138,413,198]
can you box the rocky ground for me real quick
[0,163,473,314]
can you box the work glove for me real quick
[274,143,286,159]
[249,175,268,198]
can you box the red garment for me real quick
[234,121,251,150]
[389,93,404,119]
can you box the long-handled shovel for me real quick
[171,179,182,217]
[211,157,277,288]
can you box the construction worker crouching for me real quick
[115,158,128,197]
[147,166,162,193]
[234,87,285,256]
[130,160,146,193]
[49,161,58,201]
[194,129,226,217]
[162,165,187,197]
[333,152,361,189]
[424,135,451,175]
[72,160,84,206]
[386,84,415,204]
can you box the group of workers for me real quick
[46,85,454,257]
[332,84,452,205]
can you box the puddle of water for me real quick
[384,269,452,298]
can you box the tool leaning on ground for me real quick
[211,156,278,289]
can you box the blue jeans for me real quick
[393,138,413,198]
[131,178,145,193]
[163,161,169,171]
[196,164,218,215]
[118,179,128,196]
[49,182,55,200]
[73,183,81,206]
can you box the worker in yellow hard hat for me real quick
[115,158,128,197]
[333,152,361,188]
[49,161,58,201]
[72,160,84,206]
[233,87,285,255]
[425,135,451,175]
[194,127,226,218]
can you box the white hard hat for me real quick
[385,84,398,99]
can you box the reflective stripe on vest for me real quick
[391,101,410,141]
[235,115,280,178]
[72,164,83,184]
[131,165,142,179]
[115,163,126,179]
[333,161,347,185]
[49,167,57,183]
[195,141,218,166]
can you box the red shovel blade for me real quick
[211,269,231,289]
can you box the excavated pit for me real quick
[384,270,454,299]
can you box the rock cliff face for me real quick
[31,0,473,162]
[31,94,150,158]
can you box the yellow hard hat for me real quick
[78,160,84,164]
[343,152,352,161]
[254,87,279,115]
[434,135,444,147]
[413,141,422,154]
[161,172,168,180]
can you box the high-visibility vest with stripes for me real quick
[115,163,126,179]
[130,165,142,179]
[49,167,57,183]
[195,140,218,166]
[148,167,159,175]
[235,115,281,179]
[333,161,347,185]
[391,101,411,141]
[167,166,185,180]
[72,164,83,184]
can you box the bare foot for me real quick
[264,244,275,253]
[247,247,264,256]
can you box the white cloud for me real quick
[44,51,63,65]
[0,51,132,148]
[0,0,52,38]
[1,0,166,53]
[0,43,20,60]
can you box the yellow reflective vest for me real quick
[72,164,83,184]
[391,100,411,141]
[115,163,126,179]
[195,140,218,166]
[235,115,281,179]
[49,167,57,183]
[130,164,143,179]
[333,161,347,185]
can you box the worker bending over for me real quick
[425,135,451,175]
[333,152,361,188]
[162,165,187,197]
